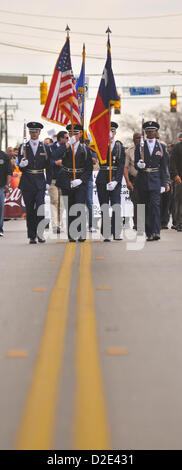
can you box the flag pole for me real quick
[66,24,76,179]
[106,27,112,183]
[82,43,86,142]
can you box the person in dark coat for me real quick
[55,124,93,242]
[18,121,51,244]
[169,138,182,231]
[135,121,168,241]
[96,121,125,241]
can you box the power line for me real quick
[0,9,181,21]
[1,40,182,63]
[1,29,182,54]
[0,20,182,40]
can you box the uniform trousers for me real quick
[96,183,121,238]
[49,180,64,230]
[138,189,160,237]
[86,179,94,228]
[0,187,5,232]
[22,188,45,239]
[174,182,182,226]
[62,184,87,240]
[160,190,170,227]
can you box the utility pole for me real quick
[4,102,8,149]
[0,117,3,149]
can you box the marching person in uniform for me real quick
[96,121,125,241]
[18,122,52,244]
[55,123,93,242]
[135,121,168,241]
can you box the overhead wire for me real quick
[0,20,182,40]
[0,9,182,20]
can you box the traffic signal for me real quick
[114,93,121,114]
[40,81,47,105]
[170,91,177,112]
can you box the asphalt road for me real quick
[1,219,182,450]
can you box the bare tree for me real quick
[118,105,182,145]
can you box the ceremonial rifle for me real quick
[140,113,145,161]
[23,120,27,159]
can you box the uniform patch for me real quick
[155,151,162,156]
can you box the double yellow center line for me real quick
[15,241,110,450]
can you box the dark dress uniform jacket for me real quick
[56,143,93,189]
[135,140,167,190]
[96,141,125,185]
[18,141,51,191]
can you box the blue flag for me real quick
[76,60,84,120]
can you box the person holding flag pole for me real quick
[42,26,93,241]
[76,43,97,232]
[89,28,125,241]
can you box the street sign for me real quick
[0,75,28,84]
[129,87,160,96]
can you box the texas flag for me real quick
[89,38,119,164]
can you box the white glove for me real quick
[160,186,165,194]
[70,178,82,188]
[137,159,146,169]
[19,158,28,168]
[46,184,50,190]
[109,131,113,139]
[69,136,77,145]
[107,181,118,191]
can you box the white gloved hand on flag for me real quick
[70,136,77,145]
[106,181,118,191]
[137,159,146,169]
[160,186,165,194]
[19,158,28,168]
[70,179,82,188]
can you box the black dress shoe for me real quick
[29,238,37,244]
[68,238,76,242]
[171,225,176,230]
[78,237,86,242]
[37,237,46,243]
[103,238,111,242]
[113,237,123,241]
[153,233,160,240]
[146,235,154,241]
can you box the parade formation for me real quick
[1,10,182,457]
[0,27,176,245]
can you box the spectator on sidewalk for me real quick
[124,132,141,230]
[0,150,12,236]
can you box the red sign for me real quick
[4,173,24,218]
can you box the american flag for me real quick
[42,37,81,126]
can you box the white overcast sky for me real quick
[0,0,182,146]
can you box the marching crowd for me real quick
[0,119,182,243]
